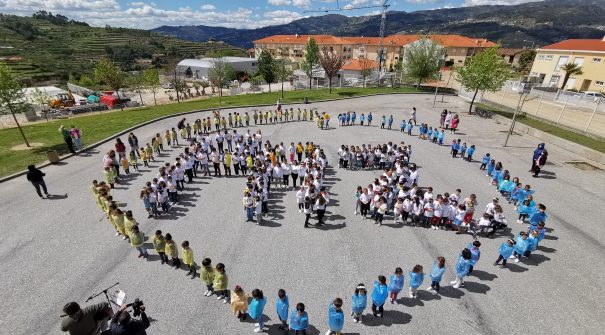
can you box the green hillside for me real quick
[0,12,244,84]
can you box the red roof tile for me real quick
[542,39,605,52]
[341,58,379,71]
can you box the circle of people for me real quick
[90,105,549,335]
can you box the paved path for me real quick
[1,94,603,335]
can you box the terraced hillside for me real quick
[0,13,243,84]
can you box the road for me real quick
[0,94,603,335]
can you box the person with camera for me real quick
[110,303,149,335]
[60,301,112,335]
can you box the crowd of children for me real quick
[88,104,554,334]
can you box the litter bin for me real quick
[303,97,309,104]
[47,150,60,163]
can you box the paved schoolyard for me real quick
[0,94,603,335]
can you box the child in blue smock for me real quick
[516,199,536,223]
[512,231,529,263]
[466,145,476,161]
[408,265,425,298]
[290,302,308,335]
[371,275,388,318]
[480,153,491,170]
[451,248,472,288]
[380,115,386,129]
[486,159,495,176]
[460,142,468,159]
[387,267,404,304]
[327,298,344,335]
[360,114,365,126]
[351,283,367,323]
[351,112,356,124]
[495,239,515,267]
[388,115,393,129]
[526,230,539,258]
[438,130,445,145]
[249,289,267,333]
[427,127,433,140]
[432,129,439,143]
[367,113,373,125]
[428,257,446,294]
[529,221,546,243]
[276,289,289,330]
[400,120,406,133]
[407,120,413,135]
[467,240,481,274]
[529,204,547,227]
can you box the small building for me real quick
[498,48,533,67]
[529,37,605,91]
[340,58,379,80]
[176,57,258,80]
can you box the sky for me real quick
[0,0,543,29]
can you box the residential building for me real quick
[253,34,496,71]
[529,37,605,92]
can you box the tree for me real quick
[142,68,160,106]
[403,38,442,87]
[0,62,30,146]
[516,50,536,74]
[300,37,320,90]
[274,59,294,99]
[94,58,125,110]
[257,50,276,93]
[457,47,510,114]
[394,58,404,82]
[199,80,209,96]
[560,62,583,91]
[127,72,145,106]
[359,58,375,88]
[208,58,236,102]
[318,47,346,94]
[30,87,52,111]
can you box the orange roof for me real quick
[541,39,605,52]
[254,34,495,48]
[254,34,351,45]
[341,58,379,71]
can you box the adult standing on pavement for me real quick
[115,138,126,159]
[59,125,76,154]
[410,107,417,125]
[450,114,459,134]
[533,148,548,178]
[177,117,186,130]
[440,109,447,129]
[109,303,149,335]
[128,133,140,158]
[60,301,112,335]
[26,165,50,199]
[531,143,545,172]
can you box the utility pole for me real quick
[504,81,532,147]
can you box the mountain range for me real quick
[152,0,605,49]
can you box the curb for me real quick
[488,113,605,166]
[1,91,443,183]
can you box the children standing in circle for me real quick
[387,268,404,304]
[371,275,388,318]
[351,284,367,323]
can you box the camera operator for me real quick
[109,303,150,335]
[60,302,112,335]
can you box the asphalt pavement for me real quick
[0,94,603,335]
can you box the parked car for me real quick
[581,91,605,102]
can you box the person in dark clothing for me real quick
[110,303,150,335]
[26,165,50,198]
[60,301,112,335]
[530,143,545,172]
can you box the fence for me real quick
[455,80,605,138]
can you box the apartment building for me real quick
[530,37,605,92]
[253,34,495,71]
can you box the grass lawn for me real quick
[475,103,605,154]
[0,87,418,177]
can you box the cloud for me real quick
[267,0,290,5]
[264,9,301,18]
[1,0,120,10]
[200,4,216,10]
[464,0,542,5]
[406,0,438,4]
[129,1,145,6]
[291,0,311,9]
[350,0,369,6]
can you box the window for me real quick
[593,58,601,63]
[537,55,544,60]
[555,56,569,71]
[573,57,584,67]
[596,81,604,86]
[545,55,553,61]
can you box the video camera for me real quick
[126,299,145,317]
